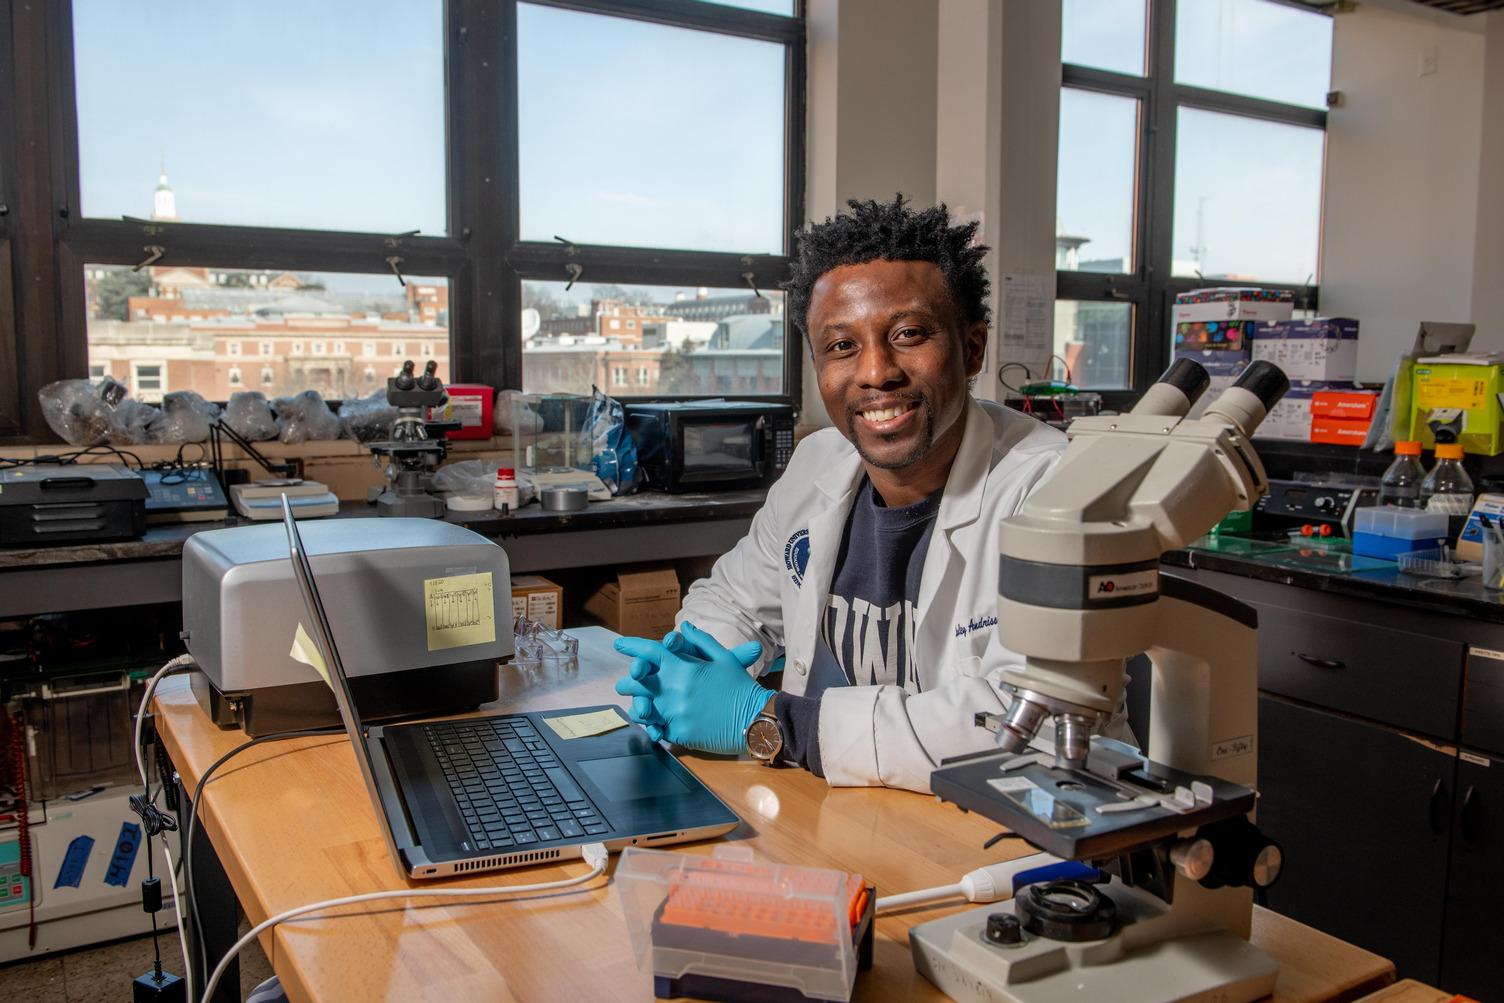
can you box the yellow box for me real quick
[1406,355,1504,456]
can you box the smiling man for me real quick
[614,196,1068,792]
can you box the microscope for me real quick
[367,360,460,518]
[912,359,1291,1003]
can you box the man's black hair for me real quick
[783,194,990,341]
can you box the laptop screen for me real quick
[281,496,409,859]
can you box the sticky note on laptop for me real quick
[543,708,628,740]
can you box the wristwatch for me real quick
[744,694,783,765]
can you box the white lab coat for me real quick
[678,397,1068,793]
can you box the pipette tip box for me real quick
[617,845,875,1003]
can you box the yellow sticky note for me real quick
[543,708,628,741]
[423,572,497,652]
[290,623,331,689]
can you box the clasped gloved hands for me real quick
[613,621,769,755]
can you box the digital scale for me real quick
[228,479,339,520]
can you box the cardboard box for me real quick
[511,575,563,629]
[1174,320,1256,355]
[1310,389,1378,421]
[1406,353,1504,456]
[1309,416,1371,446]
[584,566,681,638]
[1172,287,1295,325]
[1251,318,1359,383]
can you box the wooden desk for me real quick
[155,628,1394,1003]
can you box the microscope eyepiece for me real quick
[1130,358,1210,418]
[1232,360,1289,411]
[1158,358,1211,407]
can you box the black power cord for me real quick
[181,726,343,998]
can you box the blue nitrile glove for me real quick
[612,622,767,755]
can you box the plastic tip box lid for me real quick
[1354,505,1451,539]
[616,845,866,1002]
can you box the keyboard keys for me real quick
[583,822,609,835]
[557,819,583,838]
[534,825,561,842]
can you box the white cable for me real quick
[134,655,196,789]
[875,852,1062,911]
[199,842,611,1003]
[160,841,193,994]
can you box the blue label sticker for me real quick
[103,823,141,888]
[54,835,94,889]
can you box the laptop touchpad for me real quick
[578,755,690,802]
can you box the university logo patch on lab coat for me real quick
[784,528,810,587]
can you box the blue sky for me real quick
[73,0,786,258]
[75,0,1330,288]
[1059,0,1332,283]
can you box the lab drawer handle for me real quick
[1461,785,1481,842]
[1430,779,1448,835]
[1294,652,1345,670]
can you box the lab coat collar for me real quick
[936,397,994,535]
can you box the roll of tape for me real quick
[541,486,588,512]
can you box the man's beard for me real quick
[844,394,935,470]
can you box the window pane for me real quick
[1061,0,1146,76]
[518,5,786,254]
[1172,108,1324,284]
[522,282,784,396]
[72,1,446,233]
[1175,0,1333,110]
[1054,300,1132,390]
[85,265,449,402]
[1057,89,1138,275]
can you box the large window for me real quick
[0,0,805,441]
[1056,0,1329,394]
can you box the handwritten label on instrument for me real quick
[543,708,628,741]
[424,572,496,652]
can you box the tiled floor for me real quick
[0,921,274,1002]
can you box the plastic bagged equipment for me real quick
[273,390,344,443]
[37,376,127,446]
[106,399,160,445]
[152,390,221,443]
[224,391,280,442]
[339,390,397,443]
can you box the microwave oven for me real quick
[624,401,797,493]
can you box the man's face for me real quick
[807,259,986,471]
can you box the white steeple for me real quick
[152,160,177,222]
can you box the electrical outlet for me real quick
[1420,46,1439,78]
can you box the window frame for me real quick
[2,0,805,442]
[1057,0,1326,403]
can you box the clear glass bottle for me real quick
[1379,441,1426,508]
[1421,443,1475,515]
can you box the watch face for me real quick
[746,716,782,760]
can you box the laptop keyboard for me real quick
[423,717,611,851]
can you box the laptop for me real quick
[280,496,740,879]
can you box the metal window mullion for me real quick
[1137,0,1180,392]
[1171,83,1326,131]
[1061,64,1152,101]
[519,0,802,45]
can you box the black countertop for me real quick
[1163,536,1504,625]
[0,488,767,571]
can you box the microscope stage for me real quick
[931,746,1256,860]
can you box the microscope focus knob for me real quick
[984,912,1024,946]
[1169,838,1214,882]
[1197,817,1285,890]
